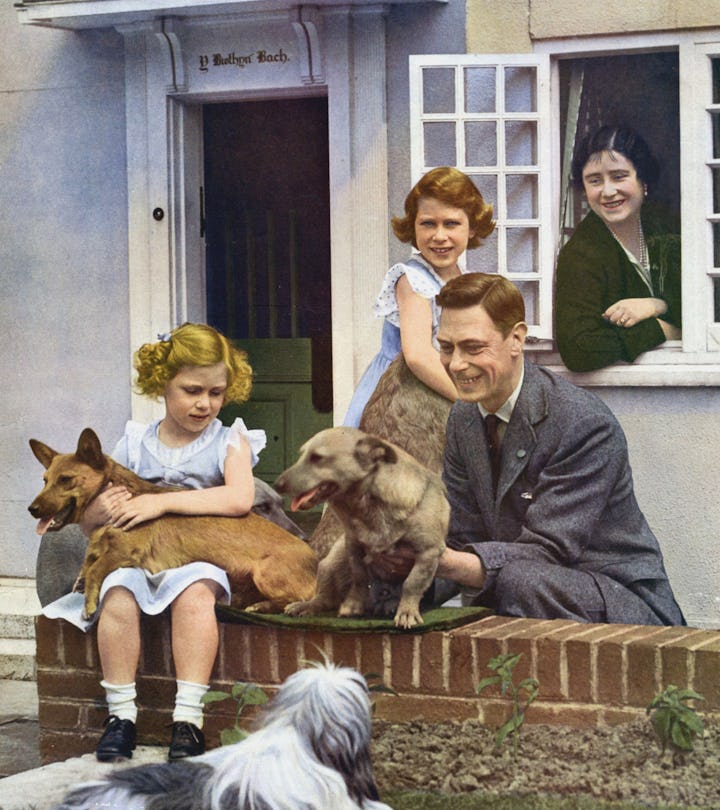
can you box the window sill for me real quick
[526,345,720,386]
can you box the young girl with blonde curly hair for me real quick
[344,166,495,426]
[44,323,265,762]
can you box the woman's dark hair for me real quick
[571,125,660,191]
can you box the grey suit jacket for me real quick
[443,362,684,625]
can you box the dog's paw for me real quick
[284,600,315,617]
[72,576,85,594]
[394,606,424,630]
[338,596,365,618]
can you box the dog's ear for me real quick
[29,439,57,470]
[75,428,106,471]
[354,434,398,469]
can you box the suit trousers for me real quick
[481,559,667,625]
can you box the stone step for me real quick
[0,612,35,640]
[0,638,36,681]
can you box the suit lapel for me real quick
[496,364,549,501]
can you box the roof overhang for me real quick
[15,0,446,30]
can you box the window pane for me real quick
[465,121,497,167]
[468,173,497,215]
[466,230,499,274]
[507,227,538,273]
[504,66,536,112]
[714,278,720,322]
[506,174,538,219]
[422,68,455,114]
[464,66,496,113]
[505,120,537,166]
[712,168,720,214]
[713,223,720,268]
[712,112,720,161]
[713,57,720,105]
[424,122,456,165]
[514,280,538,323]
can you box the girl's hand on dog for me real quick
[110,493,165,530]
[79,484,131,534]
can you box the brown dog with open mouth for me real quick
[274,427,448,629]
[29,428,317,619]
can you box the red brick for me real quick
[243,627,279,682]
[220,624,255,682]
[327,632,360,670]
[38,700,83,729]
[274,629,304,681]
[35,616,62,666]
[692,637,720,709]
[38,669,103,701]
[357,634,386,683]
[446,632,476,696]
[299,630,333,667]
[61,624,97,669]
[602,707,645,726]
[387,633,418,691]
[416,632,445,693]
[527,702,601,729]
[373,694,477,724]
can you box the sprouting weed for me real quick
[202,681,269,745]
[476,652,539,759]
[364,671,399,713]
[646,684,705,761]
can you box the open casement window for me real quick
[410,39,720,385]
[410,54,554,347]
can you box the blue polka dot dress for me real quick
[343,254,462,427]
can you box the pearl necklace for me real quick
[609,218,652,288]
[609,219,648,265]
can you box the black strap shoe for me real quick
[168,721,205,760]
[95,715,136,762]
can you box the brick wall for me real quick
[35,613,720,764]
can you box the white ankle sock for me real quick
[101,680,137,723]
[173,679,209,727]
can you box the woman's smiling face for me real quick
[582,150,645,230]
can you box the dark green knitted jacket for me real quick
[555,208,681,373]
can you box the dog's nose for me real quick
[28,503,40,517]
[274,474,287,493]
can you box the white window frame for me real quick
[409,54,554,346]
[410,32,720,386]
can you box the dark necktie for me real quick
[485,414,502,492]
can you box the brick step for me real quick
[0,638,36,681]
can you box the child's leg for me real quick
[167,579,222,759]
[95,586,141,761]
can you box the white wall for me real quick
[0,7,131,577]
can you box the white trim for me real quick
[535,30,720,385]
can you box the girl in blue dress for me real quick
[344,167,495,427]
[44,323,264,762]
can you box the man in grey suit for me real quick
[425,272,683,625]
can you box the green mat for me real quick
[215,605,492,633]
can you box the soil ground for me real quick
[371,717,720,809]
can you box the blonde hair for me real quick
[391,167,495,249]
[134,323,253,404]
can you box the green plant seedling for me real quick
[364,671,399,713]
[646,684,705,758]
[203,681,269,745]
[476,652,539,758]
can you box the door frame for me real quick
[119,7,390,424]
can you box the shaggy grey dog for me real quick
[53,663,391,810]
